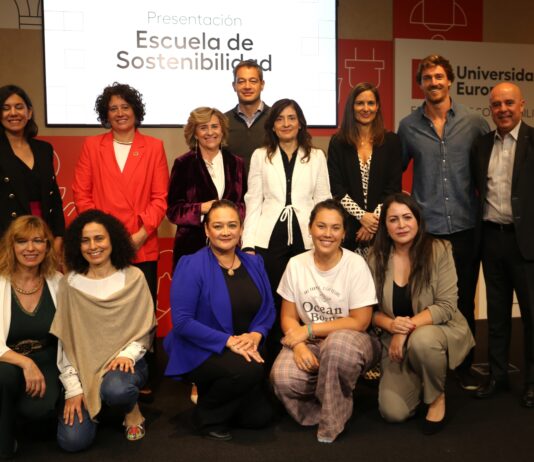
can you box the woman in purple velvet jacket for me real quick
[167,107,246,270]
[164,200,275,441]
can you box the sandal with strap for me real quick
[123,419,146,441]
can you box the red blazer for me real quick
[72,131,169,263]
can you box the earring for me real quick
[195,138,199,153]
[206,237,210,247]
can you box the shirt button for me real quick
[8,193,15,199]
[3,177,9,183]
[49,190,54,195]
[11,212,17,218]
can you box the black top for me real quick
[7,283,57,355]
[10,153,41,202]
[0,134,65,237]
[280,147,298,206]
[223,264,262,335]
[392,281,413,318]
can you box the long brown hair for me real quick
[370,193,438,305]
[335,82,385,148]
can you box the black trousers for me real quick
[432,228,479,369]
[185,349,273,433]
[481,223,534,384]
[133,260,159,387]
[256,217,305,369]
[0,358,59,456]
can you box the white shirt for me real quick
[484,122,521,224]
[204,150,225,200]
[277,249,377,324]
[113,141,131,172]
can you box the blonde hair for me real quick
[183,107,229,151]
[0,216,57,278]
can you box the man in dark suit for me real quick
[471,82,534,408]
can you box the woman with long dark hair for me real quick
[242,98,331,364]
[368,193,474,434]
[0,85,64,248]
[328,82,402,256]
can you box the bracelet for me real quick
[307,324,315,340]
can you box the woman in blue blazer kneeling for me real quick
[164,199,275,441]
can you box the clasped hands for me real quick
[356,212,379,242]
[388,316,416,363]
[227,332,263,363]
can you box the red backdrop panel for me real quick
[393,0,483,41]
[311,39,394,138]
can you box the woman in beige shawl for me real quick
[368,193,474,435]
[51,210,156,451]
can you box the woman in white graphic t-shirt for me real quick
[270,199,380,443]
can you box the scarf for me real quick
[50,266,156,419]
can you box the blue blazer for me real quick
[163,247,275,378]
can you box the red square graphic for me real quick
[393,0,483,41]
[311,39,394,137]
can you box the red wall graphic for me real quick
[394,0,483,41]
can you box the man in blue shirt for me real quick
[398,54,490,390]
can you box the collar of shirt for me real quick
[237,101,265,128]
[494,120,521,143]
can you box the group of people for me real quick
[1,53,533,456]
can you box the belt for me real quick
[279,205,295,245]
[483,221,515,232]
[8,338,51,356]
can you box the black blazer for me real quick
[0,134,65,237]
[327,131,402,250]
[470,121,534,260]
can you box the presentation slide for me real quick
[42,0,337,127]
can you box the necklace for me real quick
[113,138,133,145]
[12,277,43,295]
[216,253,237,276]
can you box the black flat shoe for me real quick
[422,414,446,435]
[521,384,534,408]
[204,430,232,441]
[475,377,509,399]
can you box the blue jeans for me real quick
[57,358,148,452]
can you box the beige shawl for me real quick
[50,266,156,419]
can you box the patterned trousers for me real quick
[271,329,380,441]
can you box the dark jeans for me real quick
[432,228,479,369]
[57,358,148,452]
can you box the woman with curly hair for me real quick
[0,216,60,458]
[72,83,168,396]
[72,82,168,310]
[52,210,156,450]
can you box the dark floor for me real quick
[13,319,533,462]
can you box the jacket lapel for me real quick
[511,123,531,192]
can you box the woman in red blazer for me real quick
[72,83,169,394]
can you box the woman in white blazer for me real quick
[242,98,331,365]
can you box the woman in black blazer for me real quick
[0,85,64,248]
[328,82,402,256]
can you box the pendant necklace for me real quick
[218,253,236,276]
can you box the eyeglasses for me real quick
[14,238,47,247]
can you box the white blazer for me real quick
[243,146,331,250]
